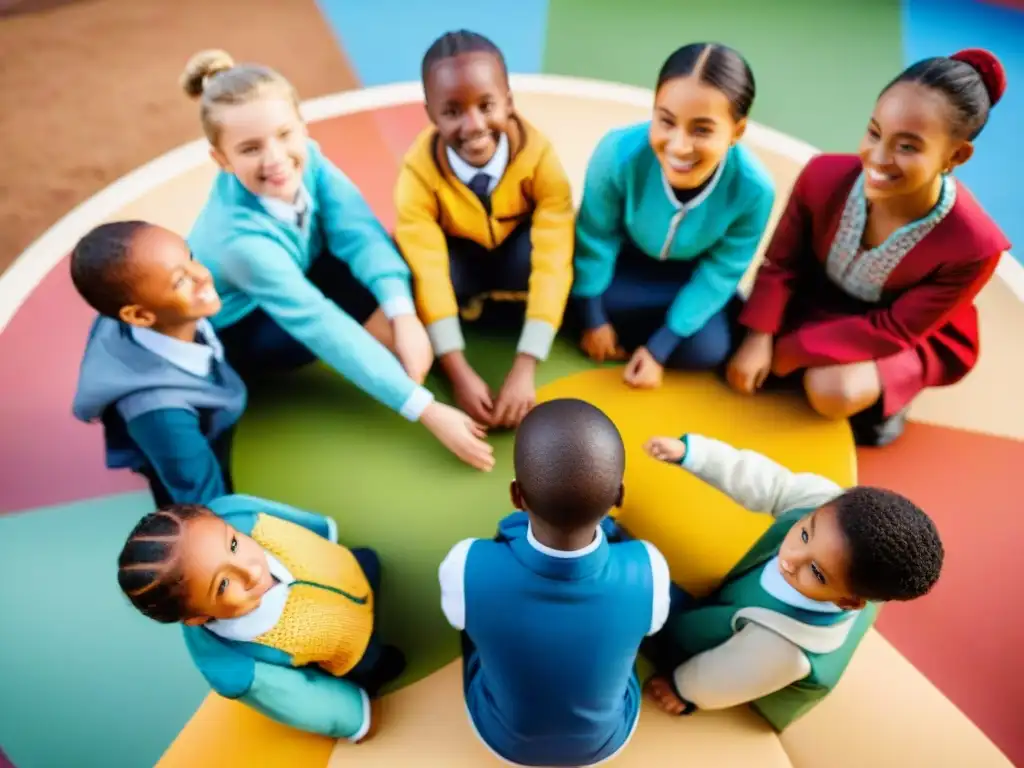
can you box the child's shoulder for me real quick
[593,121,651,163]
[728,142,776,199]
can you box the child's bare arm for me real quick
[644,434,842,517]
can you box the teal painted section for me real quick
[0,492,206,768]
[543,0,904,152]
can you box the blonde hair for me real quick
[179,49,301,146]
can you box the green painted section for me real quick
[234,331,598,691]
[0,492,207,768]
[543,0,904,152]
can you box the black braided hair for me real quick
[657,43,756,121]
[117,505,210,623]
[421,30,507,86]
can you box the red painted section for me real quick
[0,109,412,515]
[0,261,146,515]
[858,423,1024,767]
[0,746,14,768]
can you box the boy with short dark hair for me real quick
[71,221,246,507]
[438,398,671,767]
[642,433,944,730]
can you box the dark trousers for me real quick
[136,426,236,510]
[343,547,392,693]
[217,254,380,379]
[446,223,532,329]
[577,242,737,370]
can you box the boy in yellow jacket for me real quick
[394,30,575,429]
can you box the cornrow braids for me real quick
[117,504,210,623]
[421,30,507,86]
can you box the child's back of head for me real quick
[513,398,625,537]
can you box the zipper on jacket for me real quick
[659,209,687,260]
[291,579,370,605]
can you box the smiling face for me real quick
[179,514,277,625]
[425,51,512,168]
[776,503,865,611]
[649,75,745,190]
[118,225,221,329]
[858,81,973,202]
[211,96,309,202]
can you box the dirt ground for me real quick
[0,0,356,272]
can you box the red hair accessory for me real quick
[951,48,1007,106]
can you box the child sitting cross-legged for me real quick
[641,433,944,730]
[117,493,405,741]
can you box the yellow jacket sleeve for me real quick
[394,165,465,354]
[518,146,575,360]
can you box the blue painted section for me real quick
[315,0,550,86]
[902,0,1024,263]
[0,491,206,768]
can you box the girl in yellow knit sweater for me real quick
[116,493,404,742]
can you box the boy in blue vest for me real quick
[641,433,944,730]
[438,398,672,767]
[72,221,246,507]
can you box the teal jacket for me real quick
[572,122,775,344]
[182,494,369,741]
[189,139,428,418]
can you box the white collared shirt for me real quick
[260,184,313,228]
[760,556,844,613]
[446,132,510,194]
[131,319,223,377]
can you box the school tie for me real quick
[468,172,492,214]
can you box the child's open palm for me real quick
[644,436,686,464]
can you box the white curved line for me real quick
[1,73,1020,333]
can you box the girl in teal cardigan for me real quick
[180,50,494,472]
[571,43,775,389]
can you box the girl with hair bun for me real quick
[728,49,1011,446]
[180,50,494,472]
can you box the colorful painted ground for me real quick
[0,2,1021,767]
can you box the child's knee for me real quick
[665,321,731,371]
[804,365,879,419]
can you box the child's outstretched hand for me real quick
[623,346,664,389]
[492,354,536,429]
[420,401,495,472]
[644,436,686,464]
[392,314,434,384]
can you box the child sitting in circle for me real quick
[641,433,944,730]
[571,43,775,390]
[395,31,575,429]
[439,398,671,767]
[182,49,493,472]
[117,493,405,741]
[72,221,245,508]
[727,49,1010,446]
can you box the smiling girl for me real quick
[727,49,1010,446]
[117,493,406,741]
[571,43,775,389]
[180,50,493,472]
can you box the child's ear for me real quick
[836,596,867,611]
[946,140,974,172]
[119,304,156,328]
[209,146,230,172]
[614,483,625,509]
[182,616,209,626]
[510,480,525,510]
[731,117,748,145]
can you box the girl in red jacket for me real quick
[727,49,1010,446]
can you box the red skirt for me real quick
[776,303,981,417]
